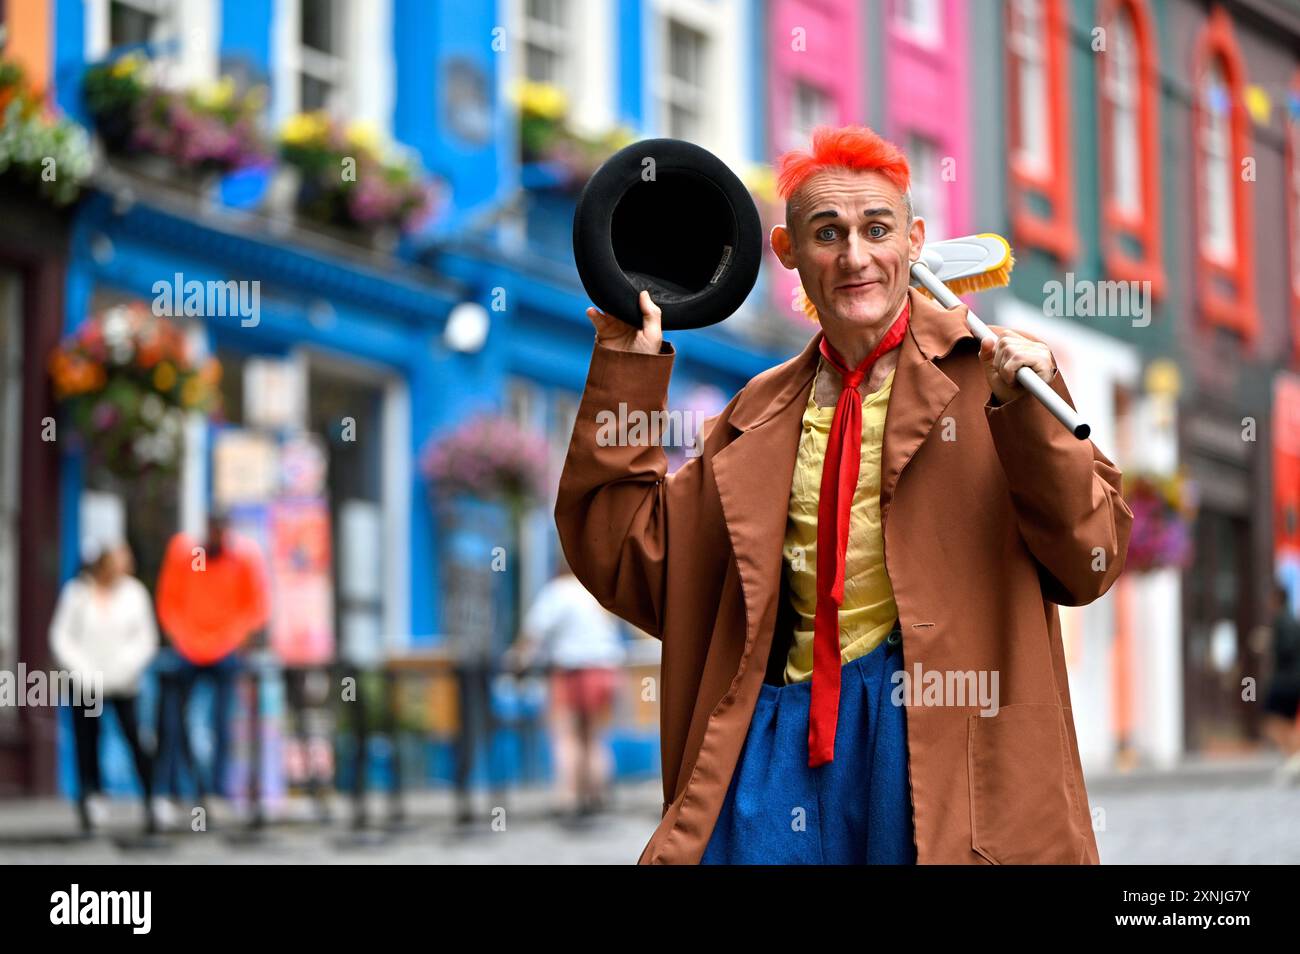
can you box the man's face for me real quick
[771,168,924,333]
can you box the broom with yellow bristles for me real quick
[795,233,1090,440]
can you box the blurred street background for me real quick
[1,0,1299,863]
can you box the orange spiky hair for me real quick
[776,126,912,324]
[775,124,911,205]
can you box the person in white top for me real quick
[512,562,626,822]
[49,541,159,835]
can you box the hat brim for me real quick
[572,138,763,331]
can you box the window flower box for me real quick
[0,59,93,206]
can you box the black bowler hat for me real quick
[572,138,763,330]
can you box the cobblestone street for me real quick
[1,759,1296,864]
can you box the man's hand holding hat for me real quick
[586,289,664,355]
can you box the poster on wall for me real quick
[279,434,327,498]
[268,497,335,667]
[213,429,279,510]
[1273,374,1300,611]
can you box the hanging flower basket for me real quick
[1121,470,1198,574]
[419,413,549,516]
[48,302,222,479]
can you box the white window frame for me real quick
[297,0,349,113]
[520,0,570,90]
[661,18,707,143]
[788,79,833,154]
[1102,8,1141,214]
[273,0,393,136]
[1199,59,1235,263]
[908,133,948,242]
[86,0,217,87]
[894,0,943,47]
[651,0,744,167]
[1008,0,1049,177]
[509,0,614,138]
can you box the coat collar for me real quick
[727,286,977,432]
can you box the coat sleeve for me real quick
[554,338,698,639]
[984,358,1133,607]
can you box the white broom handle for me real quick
[910,262,1091,441]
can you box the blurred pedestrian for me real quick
[513,561,625,823]
[49,541,159,835]
[155,513,269,819]
[1263,582,1300,784]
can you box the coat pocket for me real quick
[967,702,1085,864]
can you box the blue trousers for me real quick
[701,626,916,864]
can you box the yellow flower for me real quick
[153,362,177,392]
[515,81,567,120]
[110,53,146,79]
[181,376,207,409]
[241,84,269,112]
[281,111,330,147]
[345,120,383,156]
[194,76,235,111]
[604,126,635,150]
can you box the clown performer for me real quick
[556,125,1133,864]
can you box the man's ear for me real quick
[771,224,796,270]
[907,215,926,264]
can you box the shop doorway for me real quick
[305,354,407,662]
[1183,509,1260,753]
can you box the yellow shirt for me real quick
[782,362,899,686]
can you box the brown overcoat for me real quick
[555,286,1133,864]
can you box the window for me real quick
[298,0,348,113]
[662,19,707,141]
[109,0,166,49]
[88,0,213,86]
[522,0,569,87]
[1008,0,1048,175]
[908,134,948,241]
[274,0,390,134]
[895,0,942,45]
[1191,6,1256,340]
[1097,0,1164,296]
[1004,0,1075,261]
[789,80,833,151]
[1103,12,1139,214]
[1198,62,1234,262]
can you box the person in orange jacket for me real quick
[155,513,270,811]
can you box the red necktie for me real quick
[808,298,911,767]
